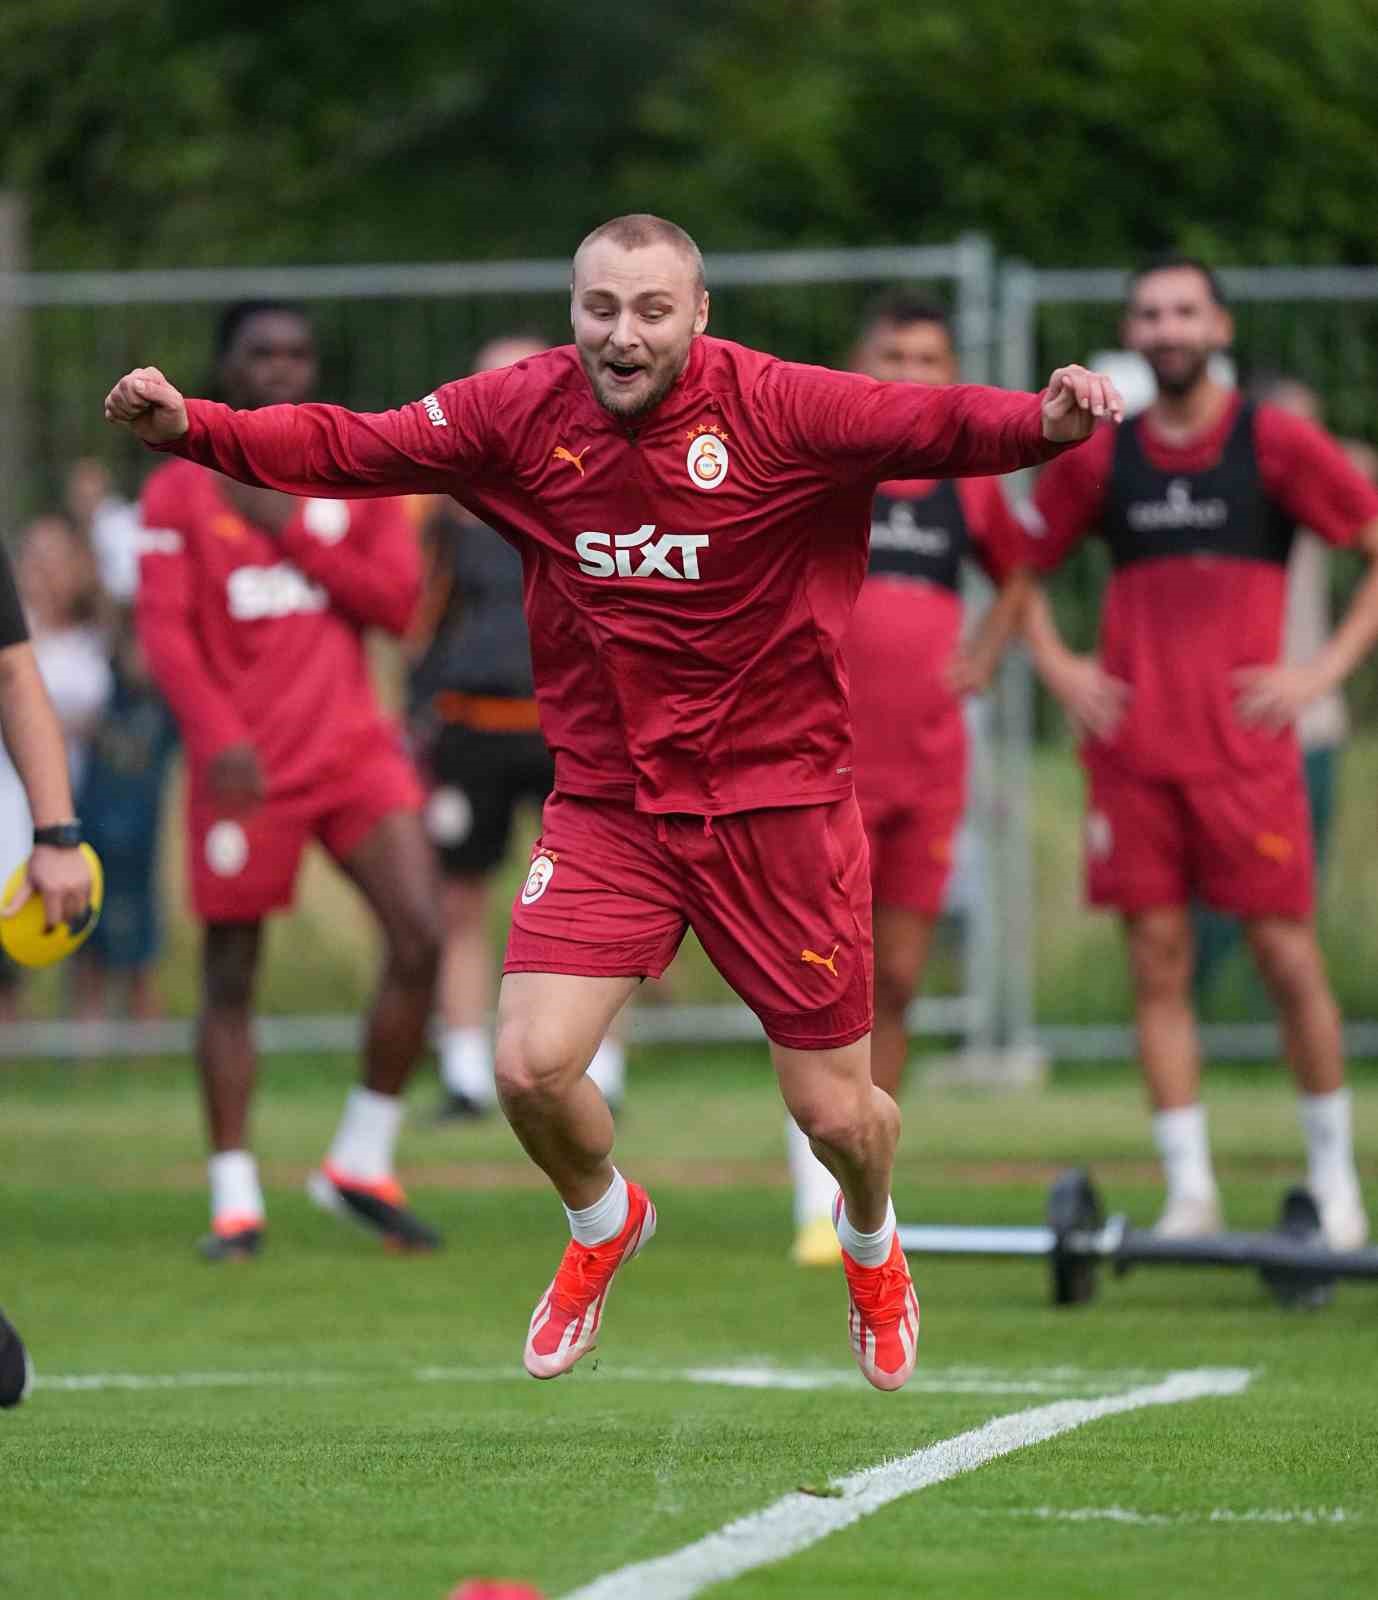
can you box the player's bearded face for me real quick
[572,241,709,419]
[1124,269,1232,399]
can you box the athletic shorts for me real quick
[424,725,555,877]
[1084,754,1314,919]
[856,752,966,919]
[188,738,424,923]
[505,791,875,1051]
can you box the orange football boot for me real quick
[524,1180,656,1379]
[834,1192,920,1392]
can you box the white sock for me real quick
[440,1025,495,1102]
[208,1150,264,1227]
[564,1168,629,1247]
[786,1116,839,1227]
[326,1087,404,1184]
[587,1037,627,1102]
[835,1197,897,1267]
[1152,1104,1217,1202]
[1298,1088,1360,1200]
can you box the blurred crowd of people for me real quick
[0,461,177,1022]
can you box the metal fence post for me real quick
[0,193,31,542]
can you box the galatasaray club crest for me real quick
[521,852,556,905]
[686,424,730,491]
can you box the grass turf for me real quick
[3,1048,1377,1598]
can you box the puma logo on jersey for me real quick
[575,524,709,581]
[226,562,328,621]
[553,445,589,476]
[800,944,840,977]
[1255,831,1294,863]
[421,393,448,428]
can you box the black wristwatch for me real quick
[33,820,83,849]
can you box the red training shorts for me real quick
[188,735,424,923]
[505,791,875,1051]
[856,749,966,919]
[1083,752,1314,919]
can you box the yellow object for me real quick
[0,843,104,968]
[792,1216,843,1268]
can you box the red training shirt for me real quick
[1031,395,1378,780]
[157,336,1071,817]
[847,477,1024,790]
[137,461,421,798]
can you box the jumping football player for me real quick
[107,216,1118,1388]
[1025,256,1378,1247]
[787,295,1033,1266]
[133,301,442,1260]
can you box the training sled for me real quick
[897,1169,1378,1309]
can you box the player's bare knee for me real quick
[1128,919,1191,1001]
[493,1018,585,1108]
[792,1092,869,1159]
[1248,925,1326,1009]
[385,900,442,990]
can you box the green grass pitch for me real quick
[3,1047,1376,1597]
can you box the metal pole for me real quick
[0,192,31,543]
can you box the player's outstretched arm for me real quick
[104,367,188,445]
[1041,366,1125,442]
[105,370,484,499]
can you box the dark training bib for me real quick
[1102,402,1295,571]
[866,480,968,592]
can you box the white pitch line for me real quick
[1000,1505,1352,1527]
[561,1367,1253,1600]
[35,1362,1146,1398]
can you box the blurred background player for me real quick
[135,300,442,1260]
[788,296,1033,1265]
[409,334,626,1118]
[0,527,98,1408]
[1025,255,1378,1247]
[1192,373,1378,1007]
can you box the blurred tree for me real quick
[4,0,1378,268]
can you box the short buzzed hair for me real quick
[574,214,706,295]
[857,291,952,343]
[1127,253,1227,309]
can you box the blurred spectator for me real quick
[1193,376,1378,1003]
[65,457,143,604]
[0,515,111,1018]
[71,610,178,1021]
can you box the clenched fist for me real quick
[104,367,189,445]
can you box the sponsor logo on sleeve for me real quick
[134,526,184,556]
[421,393,449,428]
[685,424,730,490]
[1086,811,1113,860]
[575,524,709,581]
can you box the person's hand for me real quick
[1041,366,1126,443]
[945,648,997,697]
[218,478,298,537]
[1233,662,1325,732]
[1046,653,1130,740]
[208,743,265,810]
[103,367,189,445]
[1,844,93,933]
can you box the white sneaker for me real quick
[1152,1189,1223,1239]
[1313,1185,1370,1252]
